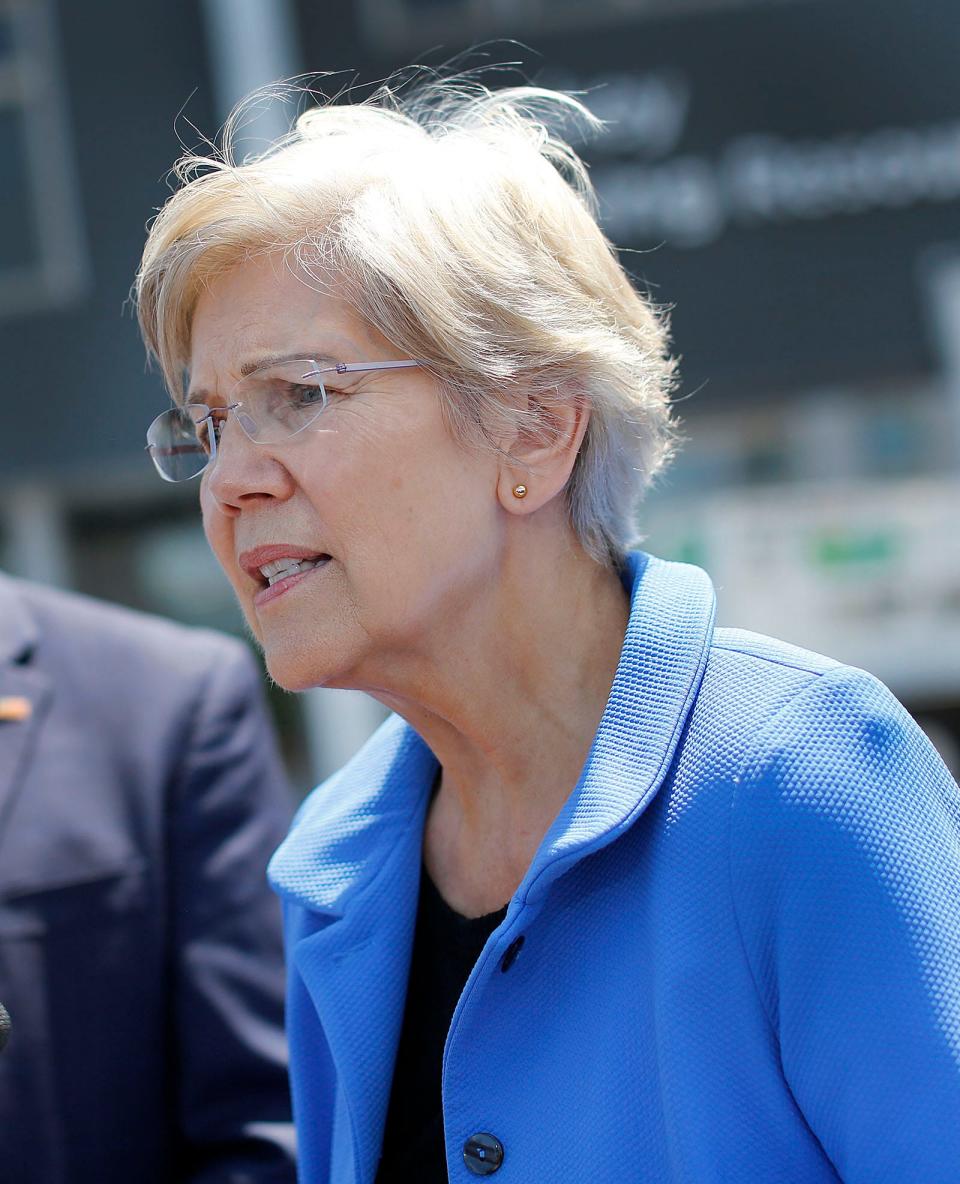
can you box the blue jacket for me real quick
[0,575,297,1183]
[269,552,960,1183]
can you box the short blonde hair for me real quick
[135,75,678,565]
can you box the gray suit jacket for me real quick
[0,575,296,1182]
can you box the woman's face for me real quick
[190,256,502,692]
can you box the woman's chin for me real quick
[262,647,338,693]
[268,667,319,693]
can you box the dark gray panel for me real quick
[0,0,215,480]
[296,0,960,401]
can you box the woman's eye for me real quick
[288,383,327,408]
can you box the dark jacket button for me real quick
[463,1131,504,1175]
[499,935,525,973]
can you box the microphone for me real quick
[0,1002,10,1052]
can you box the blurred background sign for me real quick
[307,0,960,400]
[652,476,960,699]
[1,0,958,785]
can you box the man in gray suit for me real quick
[0,573,297,1182]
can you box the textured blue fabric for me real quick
[269,552,960,1183]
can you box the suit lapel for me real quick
[0,579,52,849]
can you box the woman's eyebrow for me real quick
[185,352,343,403]
[238,351,340,377]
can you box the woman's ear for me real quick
[496,390,590,514]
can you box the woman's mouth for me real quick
[253,555,330,607]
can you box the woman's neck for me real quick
[372,532,631,916]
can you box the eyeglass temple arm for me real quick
[300,360,422,378]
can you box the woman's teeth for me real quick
[259,557,322,586]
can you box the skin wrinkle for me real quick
[192,254,629,916]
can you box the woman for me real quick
[136,78,960,1183]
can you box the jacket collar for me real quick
[269,551,716,915]
[270,716,436,917]
[520,550,715,902]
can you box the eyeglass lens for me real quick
[146,359,329,482]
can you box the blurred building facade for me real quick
[1,0,958,783]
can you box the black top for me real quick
[376,865,508,1182]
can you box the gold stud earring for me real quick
[512,484,528,499]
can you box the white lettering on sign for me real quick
[593,119,960,248]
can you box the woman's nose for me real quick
[203,414,294,509]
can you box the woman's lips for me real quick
[253,558,330,608]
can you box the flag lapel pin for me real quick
[0,697,32,722]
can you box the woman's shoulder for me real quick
[710,625,844,678]
[716,629,958,918]
[701,625,918,771]
[717,633,930,799]
[693,624,954,852]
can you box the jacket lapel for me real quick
[270,719,436,1184]
[0,578,52,848]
